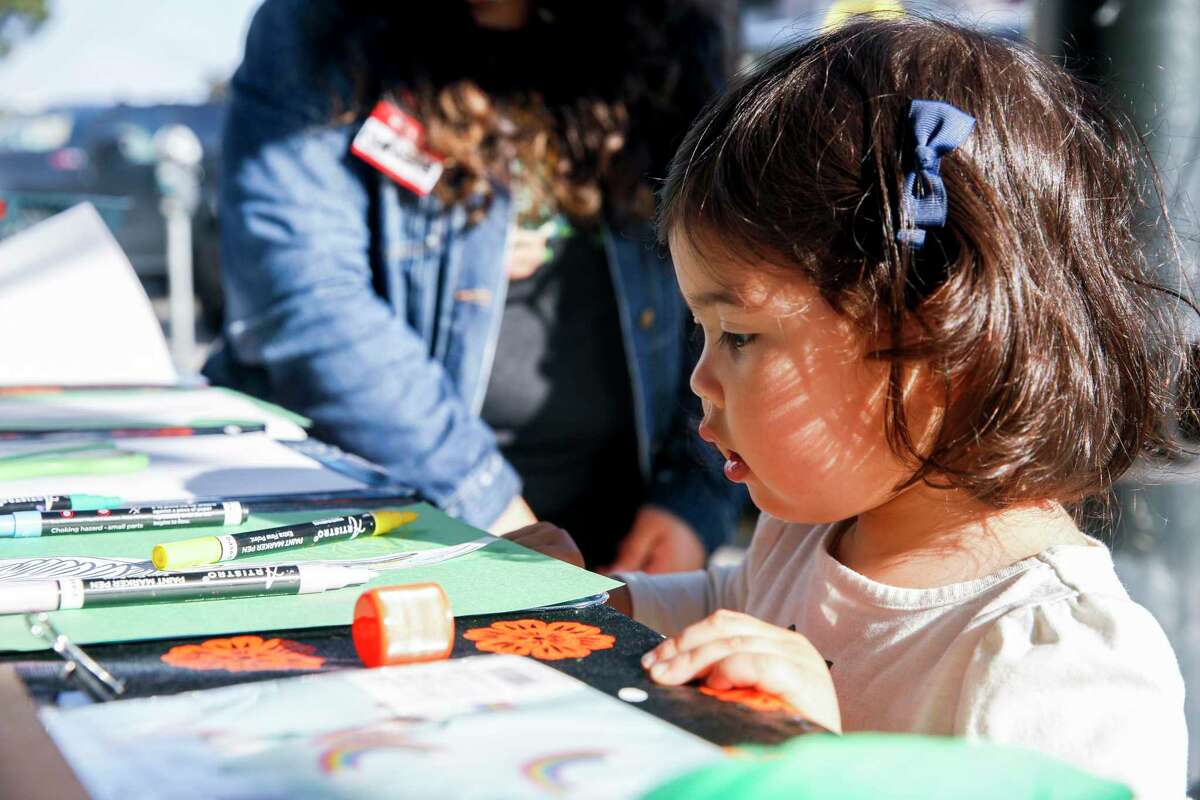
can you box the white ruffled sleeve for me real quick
[616,562,750,636]
[614,515,797,636]
[955,594,1187,799]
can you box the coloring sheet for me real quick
[42,654,722,799]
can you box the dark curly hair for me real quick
[660,16,1196,506]
[308,0,724,227]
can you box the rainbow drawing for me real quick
[318,732,435,774]
[522,750,607,794]
[320,746,372,774]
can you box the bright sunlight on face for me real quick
[669,228,924,524]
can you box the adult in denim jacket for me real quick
[205,0,743,569]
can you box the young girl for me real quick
[509,15,1190,797]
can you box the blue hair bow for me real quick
[897,99,976,249]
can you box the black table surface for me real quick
[1,604,818,748]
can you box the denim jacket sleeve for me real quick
[217,0,520,527]
[631,7,744,552]
[643,320,747,553]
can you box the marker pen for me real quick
[0,502,248,539]
[151,510,418,570]
[0,489,420,518]
[0,563,373,615]
[0,421,268,442]
[0,494,123,514]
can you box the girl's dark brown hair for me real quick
[309,0,723,226]
[660,16,1195,506]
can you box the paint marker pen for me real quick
[0,494,123,514]
[0,421,268,442]
[151,510,418,570]
[0,563,373,615]
[0,502,248,539]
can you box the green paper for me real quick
[210,386,311,428]
[0,450,148,480]
[0,502,621,652]
[0,386,310,436]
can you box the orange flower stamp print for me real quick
[161,635,326,673]
[463,619,615,660]
[699,685,797,713]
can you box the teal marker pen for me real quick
[0,494,124,514]
[0,502,248,539]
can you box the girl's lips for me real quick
[698,421,749,481]
[723,450,750,482]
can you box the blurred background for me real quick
[4,0,1200,783]
[0,0,258,352]
[0,0,1031,371]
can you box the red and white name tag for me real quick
[351,99,444,196]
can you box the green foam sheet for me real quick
[0,502,621,652]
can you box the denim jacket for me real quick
[205,0,742,549]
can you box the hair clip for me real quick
[897,99,976,249]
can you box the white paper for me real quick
[0,434,366,503]
[0,387,308,441]
[41,655,722,800]
[0,203,176,386]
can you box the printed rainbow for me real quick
[319,734,433,774]
[522,750,607,793]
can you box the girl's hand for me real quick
[641,609,842,733]
[503,522,585,569]
[606,506,706,574]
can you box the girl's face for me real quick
[671,230,927,524]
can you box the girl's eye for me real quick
[718,332,756,350]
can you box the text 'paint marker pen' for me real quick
[0,563,373,615]
[0,494,123,514]
[0,502,248,539]
[151,510,419,571]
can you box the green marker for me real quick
[0,494,124,514]
[152,510,419,570]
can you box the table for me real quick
[5,603,816,748]
[0,603,818,798]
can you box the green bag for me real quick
[644,734,1132,800]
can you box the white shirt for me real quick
[621,513,1187,798]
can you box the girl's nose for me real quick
[690,351,723,408]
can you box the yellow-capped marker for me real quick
[151,510,419,571]
[151,536,224,571]
[369,510,420,533]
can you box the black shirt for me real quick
[481,225,642,568]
